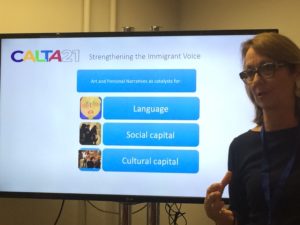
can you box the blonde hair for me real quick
[241,32,300,125]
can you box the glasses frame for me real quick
[239,62,287,84]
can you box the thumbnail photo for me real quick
[80,96,102,119]
[80,122,101,145]
[78,149,101,171]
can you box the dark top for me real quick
[228,126,300,225]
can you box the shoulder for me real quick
[230,129,259,149]
[228,128,261,160]
[228,129,261,171]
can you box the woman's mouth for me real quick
[254,89,267,99]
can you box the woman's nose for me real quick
[251,72,263,83]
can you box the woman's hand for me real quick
[204,171,234,225]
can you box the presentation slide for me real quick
[0,33,254,201]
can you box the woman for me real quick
[204,32,300,225]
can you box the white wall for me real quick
[178,0,300,45]
[90,0,180,32]
[0,0,83,33]
[116,0,180,31]
[90,0,111,31]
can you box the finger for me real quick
[204,195,224,210]
[207,202,225,214]
[219,208,233,217]
[221,171,232,189]
[206,183,223,195]
[205,191,222,206]
[204,198,225,219]
[213,200,225,210]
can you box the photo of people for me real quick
[78,149,101,171]
[80,96,102,119]
[80,122,101,145]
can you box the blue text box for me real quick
[103,123,199,146]
[77,69,196,92]
[102,149,199,173]
[104,97,199,120]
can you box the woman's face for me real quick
[244,47,297,112]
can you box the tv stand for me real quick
[147,203,160,225]
[119,202,160,225]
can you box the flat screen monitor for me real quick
[0,30,275,203]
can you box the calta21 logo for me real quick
[11,49,80,62]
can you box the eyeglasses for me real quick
[239,62,287,84]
